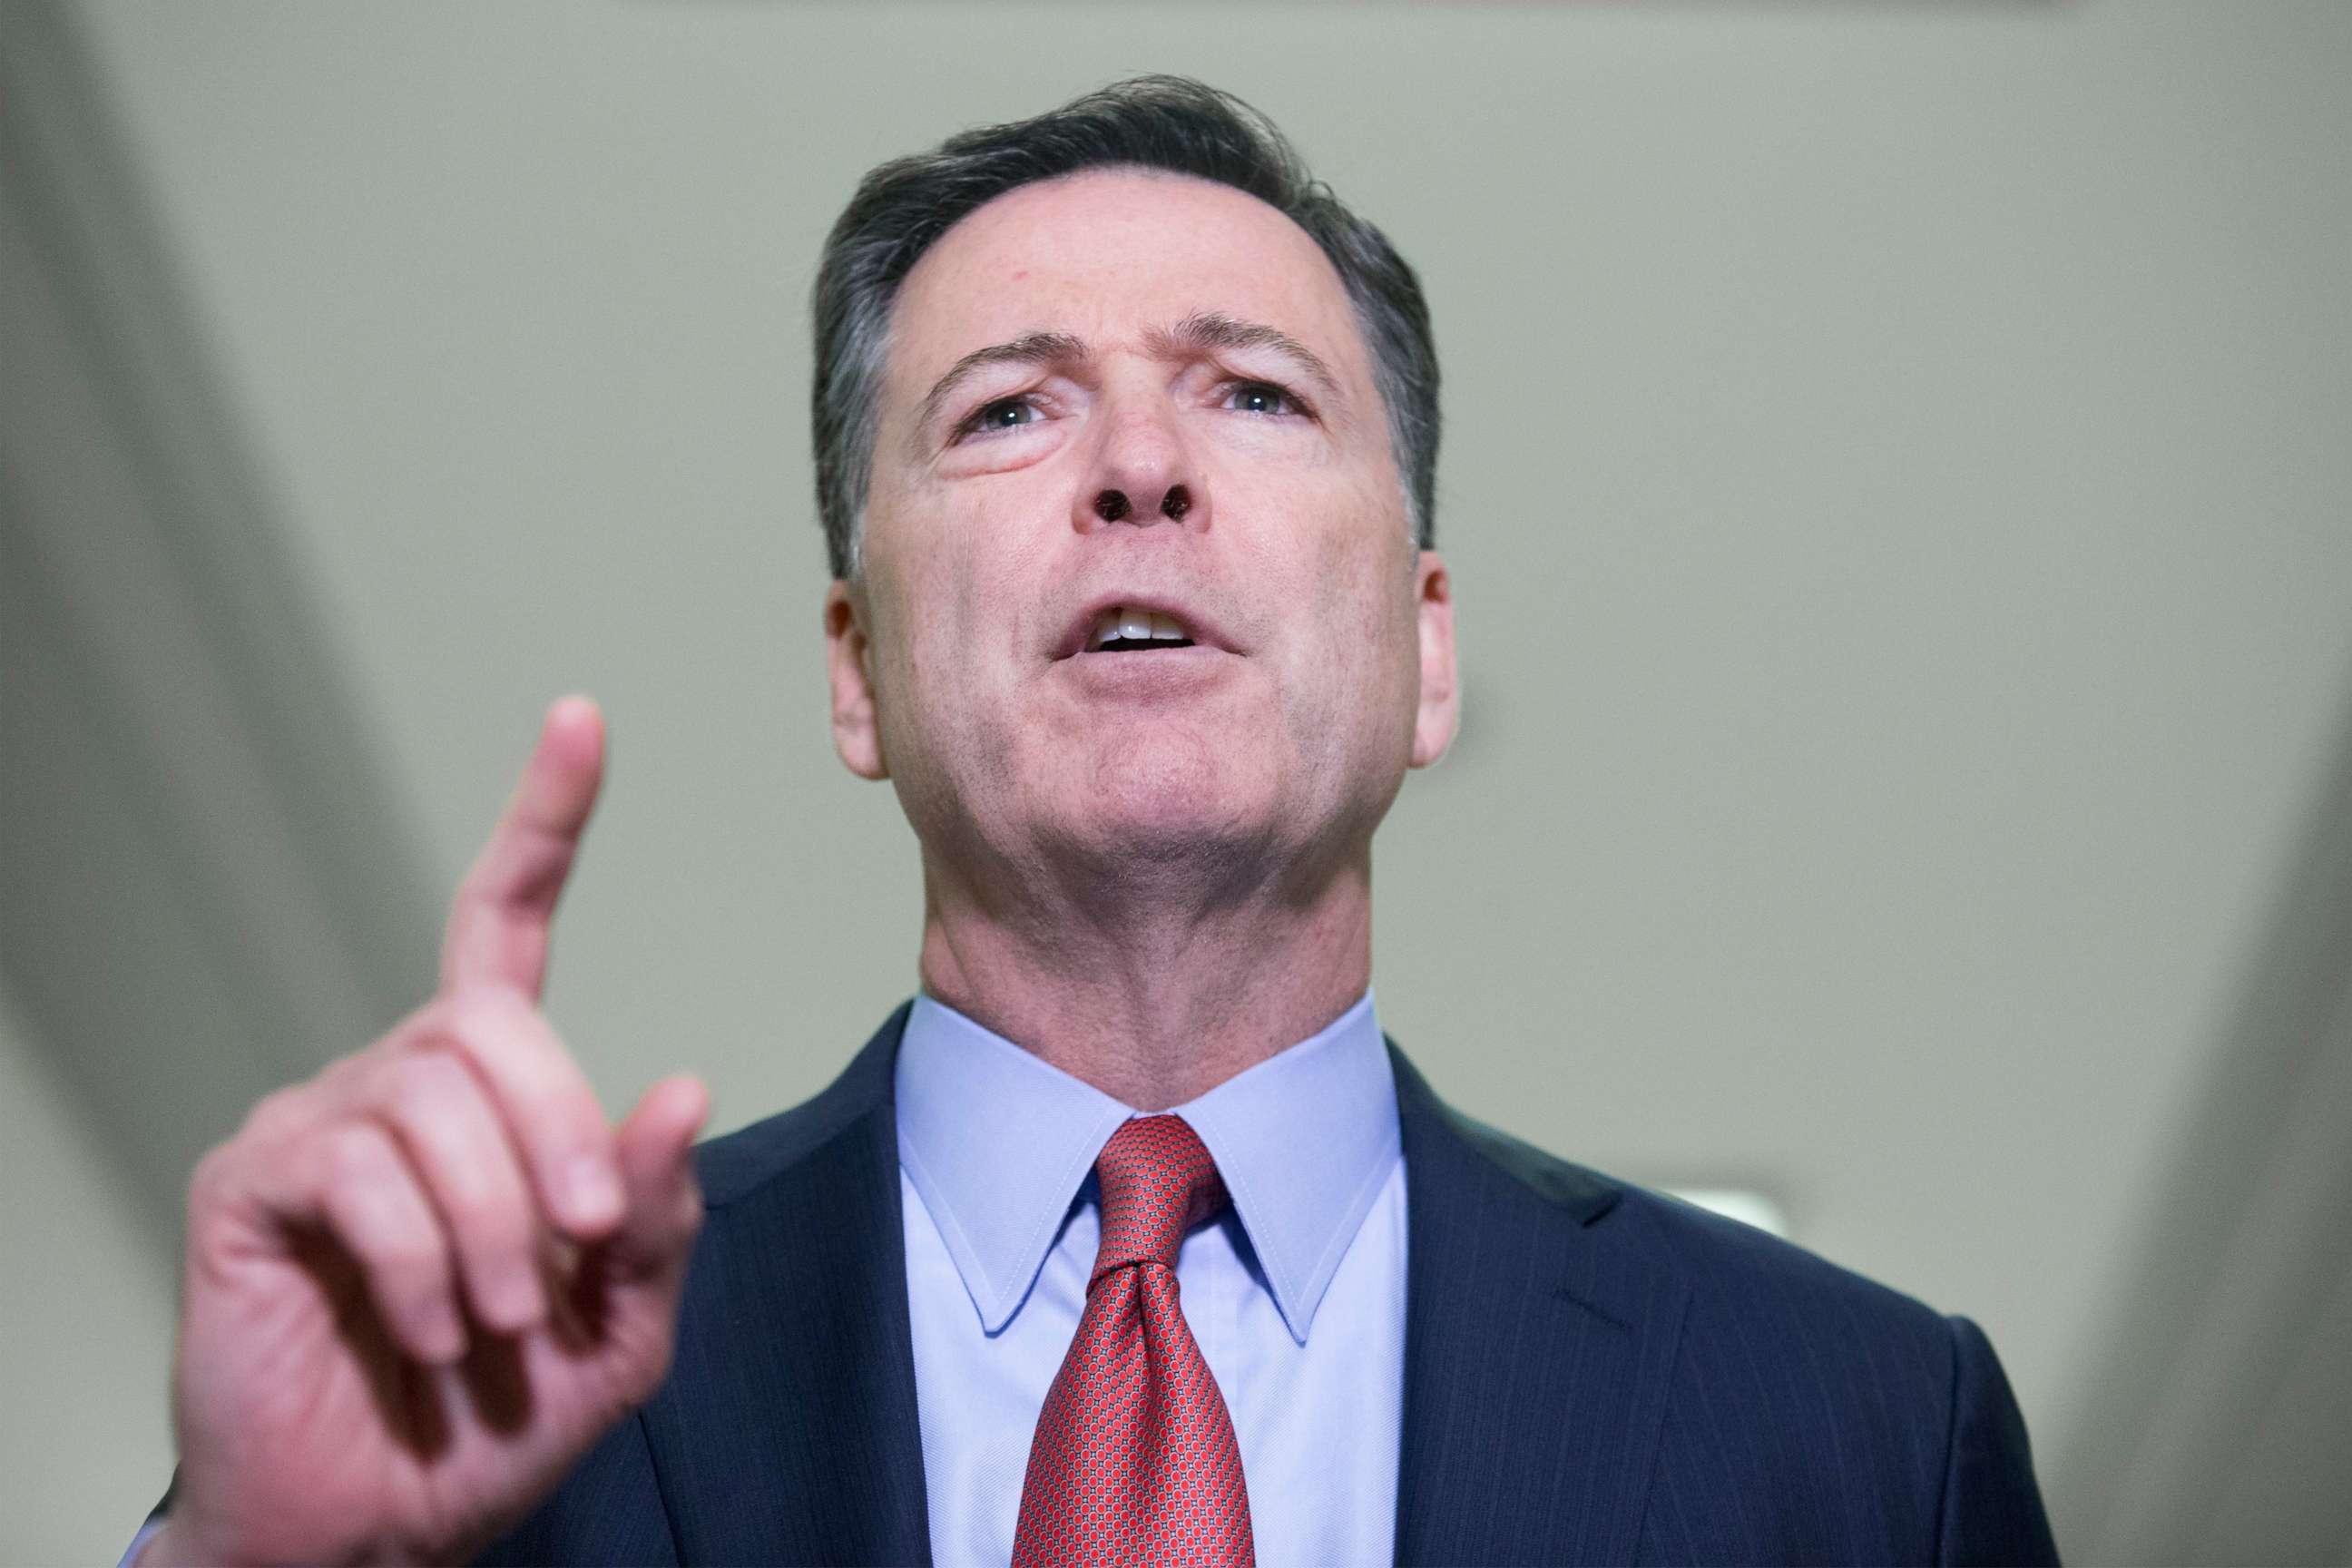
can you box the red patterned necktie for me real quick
[1011,1113,1257,1567]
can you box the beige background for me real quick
[4,2,2349,1562]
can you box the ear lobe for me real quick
[824,581,889,780]
[1408,552,1457,769]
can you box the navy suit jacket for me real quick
[476,1003,2057,1565]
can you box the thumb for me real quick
[606,1075,709,1279]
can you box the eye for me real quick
[953,395,1044,442]
[1221,379,1307,418]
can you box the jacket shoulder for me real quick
[691,1002,910,1209]
[1443,1110,2005,1559]
[1617,1181,1953,1347]
[1606,1180,2054,1563]
[1432,1078,1952,1348]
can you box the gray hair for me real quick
[809,74,1441,580]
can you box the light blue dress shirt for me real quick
[896,990,1407,1568]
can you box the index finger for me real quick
[440,695,606,998]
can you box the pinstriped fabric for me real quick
[471,1410,679,1565]
[1386,1046,2058,1567]
[1631,1228,1951,1563]
[1630,1277,2051,1563]
[1012,1115,1255,1567]
[1392,1067,1681,1567]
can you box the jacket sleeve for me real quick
[1936,1314,2062,1566]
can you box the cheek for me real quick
[1283,531,1419,766]
[864,550,963,754]
[869,515,1036,773]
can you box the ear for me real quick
[1408,552,1457,769]
[824,579,888,780]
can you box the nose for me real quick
[1074,393,1208,536]
[1091,485,1191,524]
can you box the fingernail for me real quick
[548,693,599,730]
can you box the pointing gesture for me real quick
[442,695,606,999]
[148,700,709,1568]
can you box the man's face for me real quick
[827,167,1455,896]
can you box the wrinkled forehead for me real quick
[877,168,1380,422]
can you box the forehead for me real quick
[884,167,1374,398]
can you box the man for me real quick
[135,77,2057,1566]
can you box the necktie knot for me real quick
[1091,1113,1227,1283]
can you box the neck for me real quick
[915,849,1374,1111]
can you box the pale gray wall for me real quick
[0,984,176,1563]
[5,2,2350,1560]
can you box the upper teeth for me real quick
[1089,606,1191,651]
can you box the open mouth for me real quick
[1085,605,1198,653]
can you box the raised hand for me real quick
[147,698,708,1567]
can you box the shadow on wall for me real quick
[0,0,439,1249]
[2050,671,2352,1564]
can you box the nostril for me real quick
[1093,489,1132,524]
[1161,485,1191,522]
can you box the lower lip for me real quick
[1055,644,1234,694]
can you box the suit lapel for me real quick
[642,1007,933,1566]
[1390,1044,1690,1566]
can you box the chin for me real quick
[1057,729,1279,873]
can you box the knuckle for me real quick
[446,1185,530,1250]
[435,985,498,1042]
[398,998,468,1061]
[319,1122,386,1189]
[185,1144,238,1219]
[376,1000,442,1058]
[238,1085,311,1147]
[440,984,534,1050]
[387,1048,474,1119]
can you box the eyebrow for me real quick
[911,310,1342,442]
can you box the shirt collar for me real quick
[893,989,1399,1346]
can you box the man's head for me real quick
[815,77,1455,916]
[811,75,1441,581]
